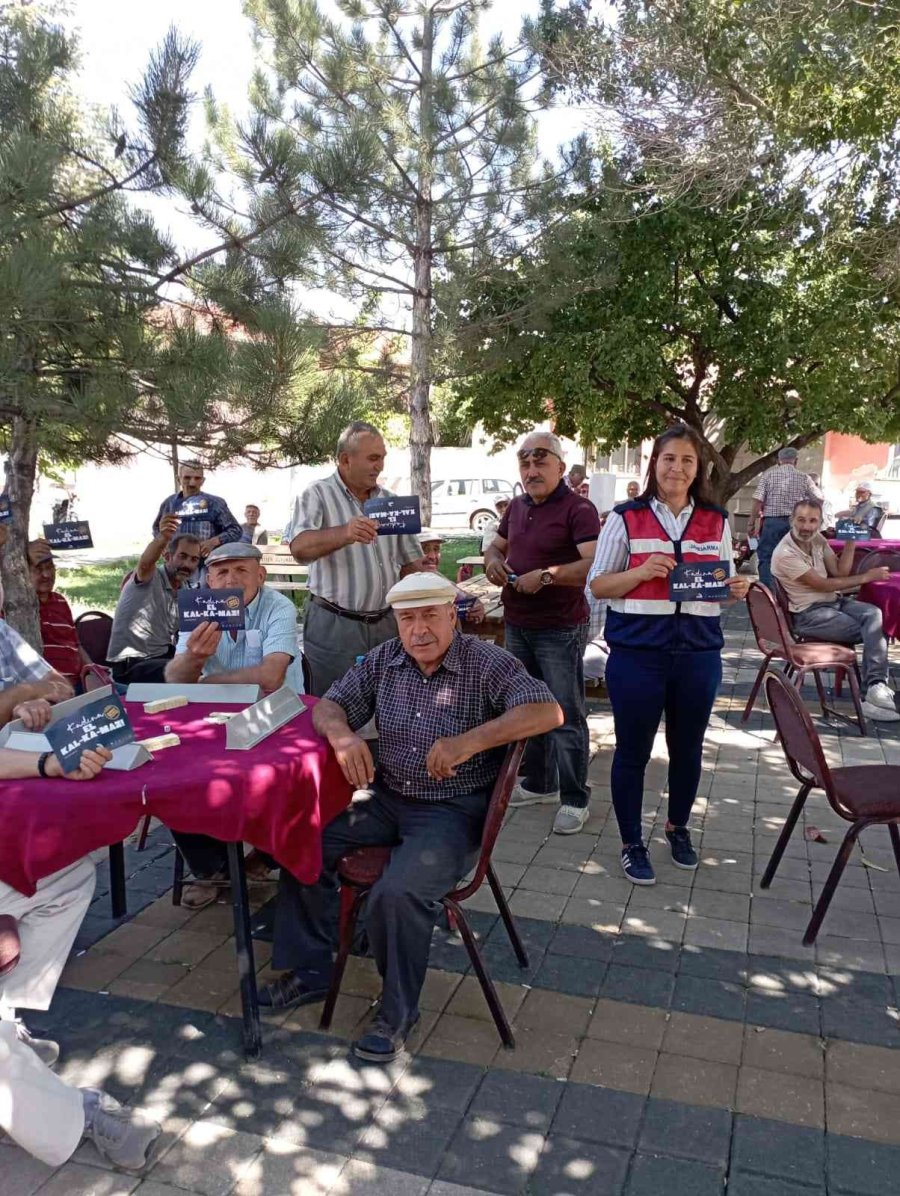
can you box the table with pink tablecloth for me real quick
[858,576,900,640]
[827,538,900,556]
[0,698,351,898]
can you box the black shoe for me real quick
[621,842,656,886]
[666,826,699,870]
[257,970,330,1009]
[352,1014,419,1064]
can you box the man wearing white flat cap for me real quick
[259,571,561,1063]
[418,528,486,623]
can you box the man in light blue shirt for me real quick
[166,542,303,694]
[165,541,303,906]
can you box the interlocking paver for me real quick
[469,1069,564,1133]
[553,1083,645,1149]
[625,1154,724,1196]
[637,1097,732,1166]
[731,1115,825,1187]
[530,1136,630,1195]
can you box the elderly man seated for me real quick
[836,482,882,532]
[418,528,485,622]
[108,518,202,686]
[0,634,161,1171]
[772,499,898,722]
[165,541,304,906]
[27,540,92,689]
[258,571,561,1063]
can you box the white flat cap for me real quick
[418,527,446,544]
[386,571,457,609]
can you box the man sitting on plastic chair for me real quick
[259,571,562,1064]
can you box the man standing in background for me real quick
[747,447,822,589]
[241,504,268,545]
[285,422,423,696]
[152,461,242,561]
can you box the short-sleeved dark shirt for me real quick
[497,482,601,630]
[323,631,554,801]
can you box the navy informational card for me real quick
[42,520,93,549]
[177,586,245,632]
[669,560,731,602]
[363,495,422,535]
[175,496,209,529]
[0,493,10,524]
[834,519,870,542]
[45,695,135,775]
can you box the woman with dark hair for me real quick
[588,426,750,885]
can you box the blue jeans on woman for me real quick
[505,624,591,808]
[605,646,722,844]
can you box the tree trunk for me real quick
[0,416,42,650]
[409,10,435,525]
[170,440,180,491]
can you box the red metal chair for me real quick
[742,583,866,735]
[0,915,21,978]
[761,670,900,944]
[319,740,528,1048]
[74,611,113,665]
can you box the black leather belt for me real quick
[311,594,392,624]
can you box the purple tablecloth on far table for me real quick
[858,576,900,640]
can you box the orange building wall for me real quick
[822,433,890,494]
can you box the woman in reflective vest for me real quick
[588,425,750,886]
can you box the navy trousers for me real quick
[756,516,790,590]
[605,647,722,845]
[272,784,489,1033]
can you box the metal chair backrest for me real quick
[74,610,113,664]
[300,651,313,695]
[449,739,526,903]
[747,582,793,659]
[873,507,888,534]
[860,551,900,573]
[764,670,842,809]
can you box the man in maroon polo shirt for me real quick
[484,431,600,834]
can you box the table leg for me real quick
[226,842,261,1059]
[108,842,127,919]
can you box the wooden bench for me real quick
[260,547,308,594]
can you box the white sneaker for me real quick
[861,699,900,722]
[553,805,590,835]
[81,1088,161,1172]
[14,1019,59,1068]
[865,682,897,711]
[509,783,560,807]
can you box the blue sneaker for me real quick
[665,826,699,870]
[352,1014,419,1064]
[621,842,656,886]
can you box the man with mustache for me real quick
[107,517,202,685]
[258,571,561,1062]
[484,431,601,835]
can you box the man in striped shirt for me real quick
[747,447,821,589]
[284,421,423,696]
[26,542,91,689]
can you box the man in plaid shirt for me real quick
[151,460,241,562]
[748,447,821,588]
[260,572,561,1063]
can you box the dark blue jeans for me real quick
[272,784,489,1033]
[757,516,790,590]
[605,646,722,845]
[504,624,590,808]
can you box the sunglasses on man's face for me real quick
[517,448,561,464]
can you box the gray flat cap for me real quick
[205,541,262,565]
[778,447,799,461]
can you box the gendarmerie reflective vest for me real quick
[604,499,728,652]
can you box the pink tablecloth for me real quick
[827,539,900,554]
[0,698,351,897]
[858,576,900,640]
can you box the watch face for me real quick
[541,571,553,585]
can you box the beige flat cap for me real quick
[386,571,458,609]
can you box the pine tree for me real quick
[218,0,551,519]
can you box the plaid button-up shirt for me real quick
[152,490,242,546]
[753,465,822,519]
[324,631,555,801]
[0,620,52,690]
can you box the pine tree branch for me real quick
[35,156,158,220]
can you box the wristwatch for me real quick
[540,570,554,586]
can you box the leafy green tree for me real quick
[451,174,900,503]
[214,0,551,519]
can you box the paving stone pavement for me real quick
[3,608,900,1194]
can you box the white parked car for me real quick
[430,477,517,532]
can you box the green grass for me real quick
[56,558,138,615]
[53,535,482,616]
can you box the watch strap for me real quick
[37,751,52,778]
